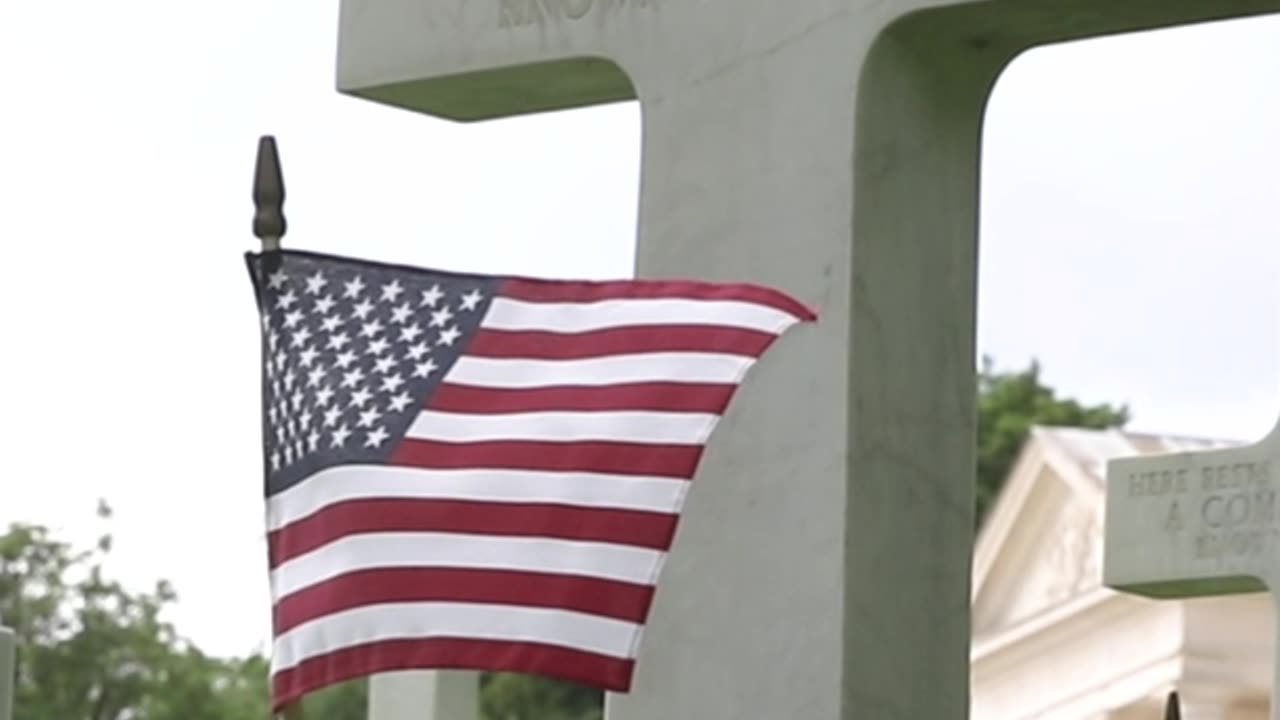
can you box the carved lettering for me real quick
[499,0,652,28]
[1164,499,1184,532]
[1128,468,1190,498]
[1200,460,1271,493]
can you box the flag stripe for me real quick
[273,567,655,635]
[270,637,634,712]
[499,276,816,321]
[390,439,703,478]
[266,465,689,533]
[272,601,640,673]
[446,353,754,388]
[428,382,736,414]
[405,409,718,445]
[271,532,664,599]
[482,296,799,335]
[464,325,776,359]
[269,498,678,568]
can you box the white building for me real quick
[971,426,1273,720]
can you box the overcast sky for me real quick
[1,2,1277,658]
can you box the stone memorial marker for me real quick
[1105,428,1280,719]
[331,0,1280,717]
[0,623,13,720]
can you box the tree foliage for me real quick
[975,356,1129,524]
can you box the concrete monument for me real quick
[332,0,1280,717]
[1106,427,1280,719]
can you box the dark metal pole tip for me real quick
[1164,691,1181,720]
[253,135,286,250]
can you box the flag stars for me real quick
[399,324,424,343]
[389,392,414,413]
[413,358,439,378]
[429,306,454,328]
[367,338,391,356]
[359,318,384,338]
[314,295,337,314]
[327,333,351,351]
[268,270,289,290]
[322,406,342,427]
[374,356,397,374]
[380,374,405,393]
[331,425,353,448]
[315,386,336,407]
[275,290,298,311]
[390,303,413,324]
[380,280,405,303]
[342,276,366,299]
[306,430,321,452]
[420,284,444,308]
[364,427,390,448]
[320,315,343,333]
[357,407,383,428]
[353,300,376,321]
[349,387,373,408]
[290,327,313,348]
[334,350,358,369]
[459,289,484,311]
[406,342,431,361]
[341,368,366,389]
[437,326,461,347]
[305,271,327,295]
[283,309,305,329]
[299,347,321,368]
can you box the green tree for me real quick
[0,503,272,720]
[975,356,1129,524]
[480,672,602,720]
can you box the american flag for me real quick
[247,249,815,711]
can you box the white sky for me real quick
[1,2,1277,658]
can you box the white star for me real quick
[283,444,294,464]
[334,350,358,369]
[267,330,279,350]
[268,270,288,289]
[299,347,320,368]
[315,386,336,407]
[322,406,342,427]
[290,388,305,410]
[390,303,413,324]
[352,300,376,321]
[283,310,304,329]
[420,284,444,307]
[349,387,373,407]
[341,368,366,388]
[327,333,351,351]
[314,295,337,314]
[406,342,431,361]
[275,290,298,311]
[437,326,462,346]
[399,324,424,343]
[413,359,439,378]
[388,392,414,413]
[270,450,281,471]
[429,306,454,328]
[380,280,405,303]
[261,312,272,330]
[289,327,313,348]
[364,426,390,448]
[357,407,383,428]
[282,368,297,390]
[298,409,314,428]
[360,319,384,338]
[374,356,397,374]
[330,425,353,448]
[342,276,365,299]
[307,430,321,452]
[380,374,406,393]
[320,315,343,333]
[267,405,279,424]
[306,367,326,387]
[305,271,327,295]
[367,338,391,356]
[459,289,484,311]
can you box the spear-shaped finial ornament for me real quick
[253,135,286,251]
[1164,691,1181,720]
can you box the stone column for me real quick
[368,671,477,720]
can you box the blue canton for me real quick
[247,251,500,496]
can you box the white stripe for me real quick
[447,353,754,388]
[406,409,718,445]
[484,296,798,334]
[271,532,663,599]
[271,601,639,673]
[266,465,688,532]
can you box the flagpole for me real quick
[253,134,298,720]
[1164,691,1181,720]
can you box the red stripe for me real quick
[271,637,634,712]
[268,498,678,568]
[429,382,735,414]
[499,277,816,320]
[465,325,776,359]
[390,439,703,478]
[273,566,655,634]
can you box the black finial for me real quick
[253,135,286,250]
[1164,691,1181,720]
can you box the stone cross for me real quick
[332,0,1280,717]
[0,623,13,720]
[1105,428,1280,719]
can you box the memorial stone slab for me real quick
[1105,428,1280,719]
[333,0,1280,717]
